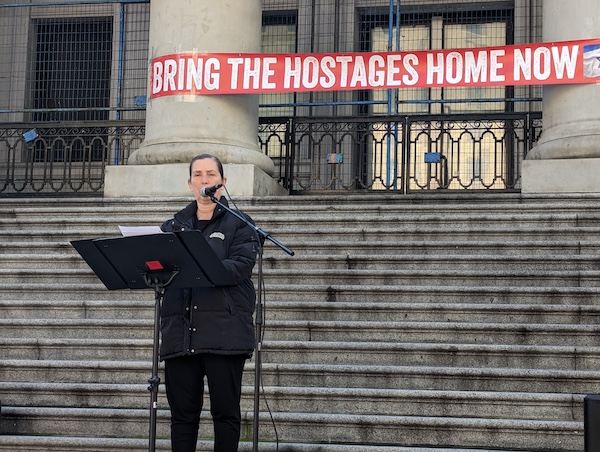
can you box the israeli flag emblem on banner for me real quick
[583,44,600,78]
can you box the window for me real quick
[31,17,113,123]
[442,10,512,113]
[259,12,297,163]
[30,17,113,162]
[260,12,297,118]
[363,7,513,115]
[367,13,431,115]
[361,6,515,190]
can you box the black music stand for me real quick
[71,231,235,452]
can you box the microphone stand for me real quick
[207,194,294,452]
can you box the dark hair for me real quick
[188,154,224,178]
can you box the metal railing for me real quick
[0,121,144,196]
[0,113,541,196]
[260,112,543,194]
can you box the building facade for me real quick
[0,0,545,195]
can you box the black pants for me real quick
[164,353,247,452]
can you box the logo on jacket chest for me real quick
[209,232,225,241]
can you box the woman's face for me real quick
[188,157,226,203]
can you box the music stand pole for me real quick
[143,270,179,452]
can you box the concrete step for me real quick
[262,320,600,346]
[0,405,172,440]
[0,381,584,421]
[0,253,95,270]
[5,252,600,272]
[4,237,600,256]
[0,299,153,319]
[2,300,600,325]
[5,220,600,242]
[0,405,583,451]
[262,283,600,304]
[260,340,600,371]
[3,194,600,215]
[2,193,600,214]
[1,282,599,304]
[0,338,154,360]
[0,241,74,254]
[262,253,600,271]
[2,319,600,348]
[255,363,600,395]
[0,359,155,385]
[4,267,600,288]
[0,436,176,452]
[0,435,537,452]
[3,339,600,373]
[274,239,600,256]
[0,381,161,407]
[261,268,600,287]
[266,301,600,324]
[0,319,153,339]
[0,282,157,301]
[6,211,600,231]
[6,228,600,253]
[2,359,600,393]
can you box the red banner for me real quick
[149,38,600,98]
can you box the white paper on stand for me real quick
[118,225,163,237]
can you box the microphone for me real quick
[200,183,223,197]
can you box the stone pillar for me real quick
[104,0,285,197]
[522,0,600,193]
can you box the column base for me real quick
[522,158,600,193]
[103,163,287,197]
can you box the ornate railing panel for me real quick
[405,114,542,192]
[0,121,144,195]
[286,113,542,193]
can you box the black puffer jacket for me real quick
[159,198,258,360]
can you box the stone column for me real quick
[104,0,285,197]
[522,0,600,193]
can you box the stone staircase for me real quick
[1,193,600,451]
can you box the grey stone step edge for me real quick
[2,192,600,210]
[1,300,600,322]
[5,267,600,279]
[0,435,538,452]
[8,211,600,224]
[3,358,600,381]
[0,381,587,413]
[2,319,600,339]
[4,252,600,263]
[5,239,600,256]
[0,406,582,436]
[3,282,600,294]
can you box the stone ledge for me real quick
[104,163,287,197]
[522,158,600,194]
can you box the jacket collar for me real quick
[174,198,229,226]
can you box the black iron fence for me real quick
[0,121,144,196]
[0,113,541,196]
[260,112,542,194]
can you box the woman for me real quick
[160,153,258,452]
